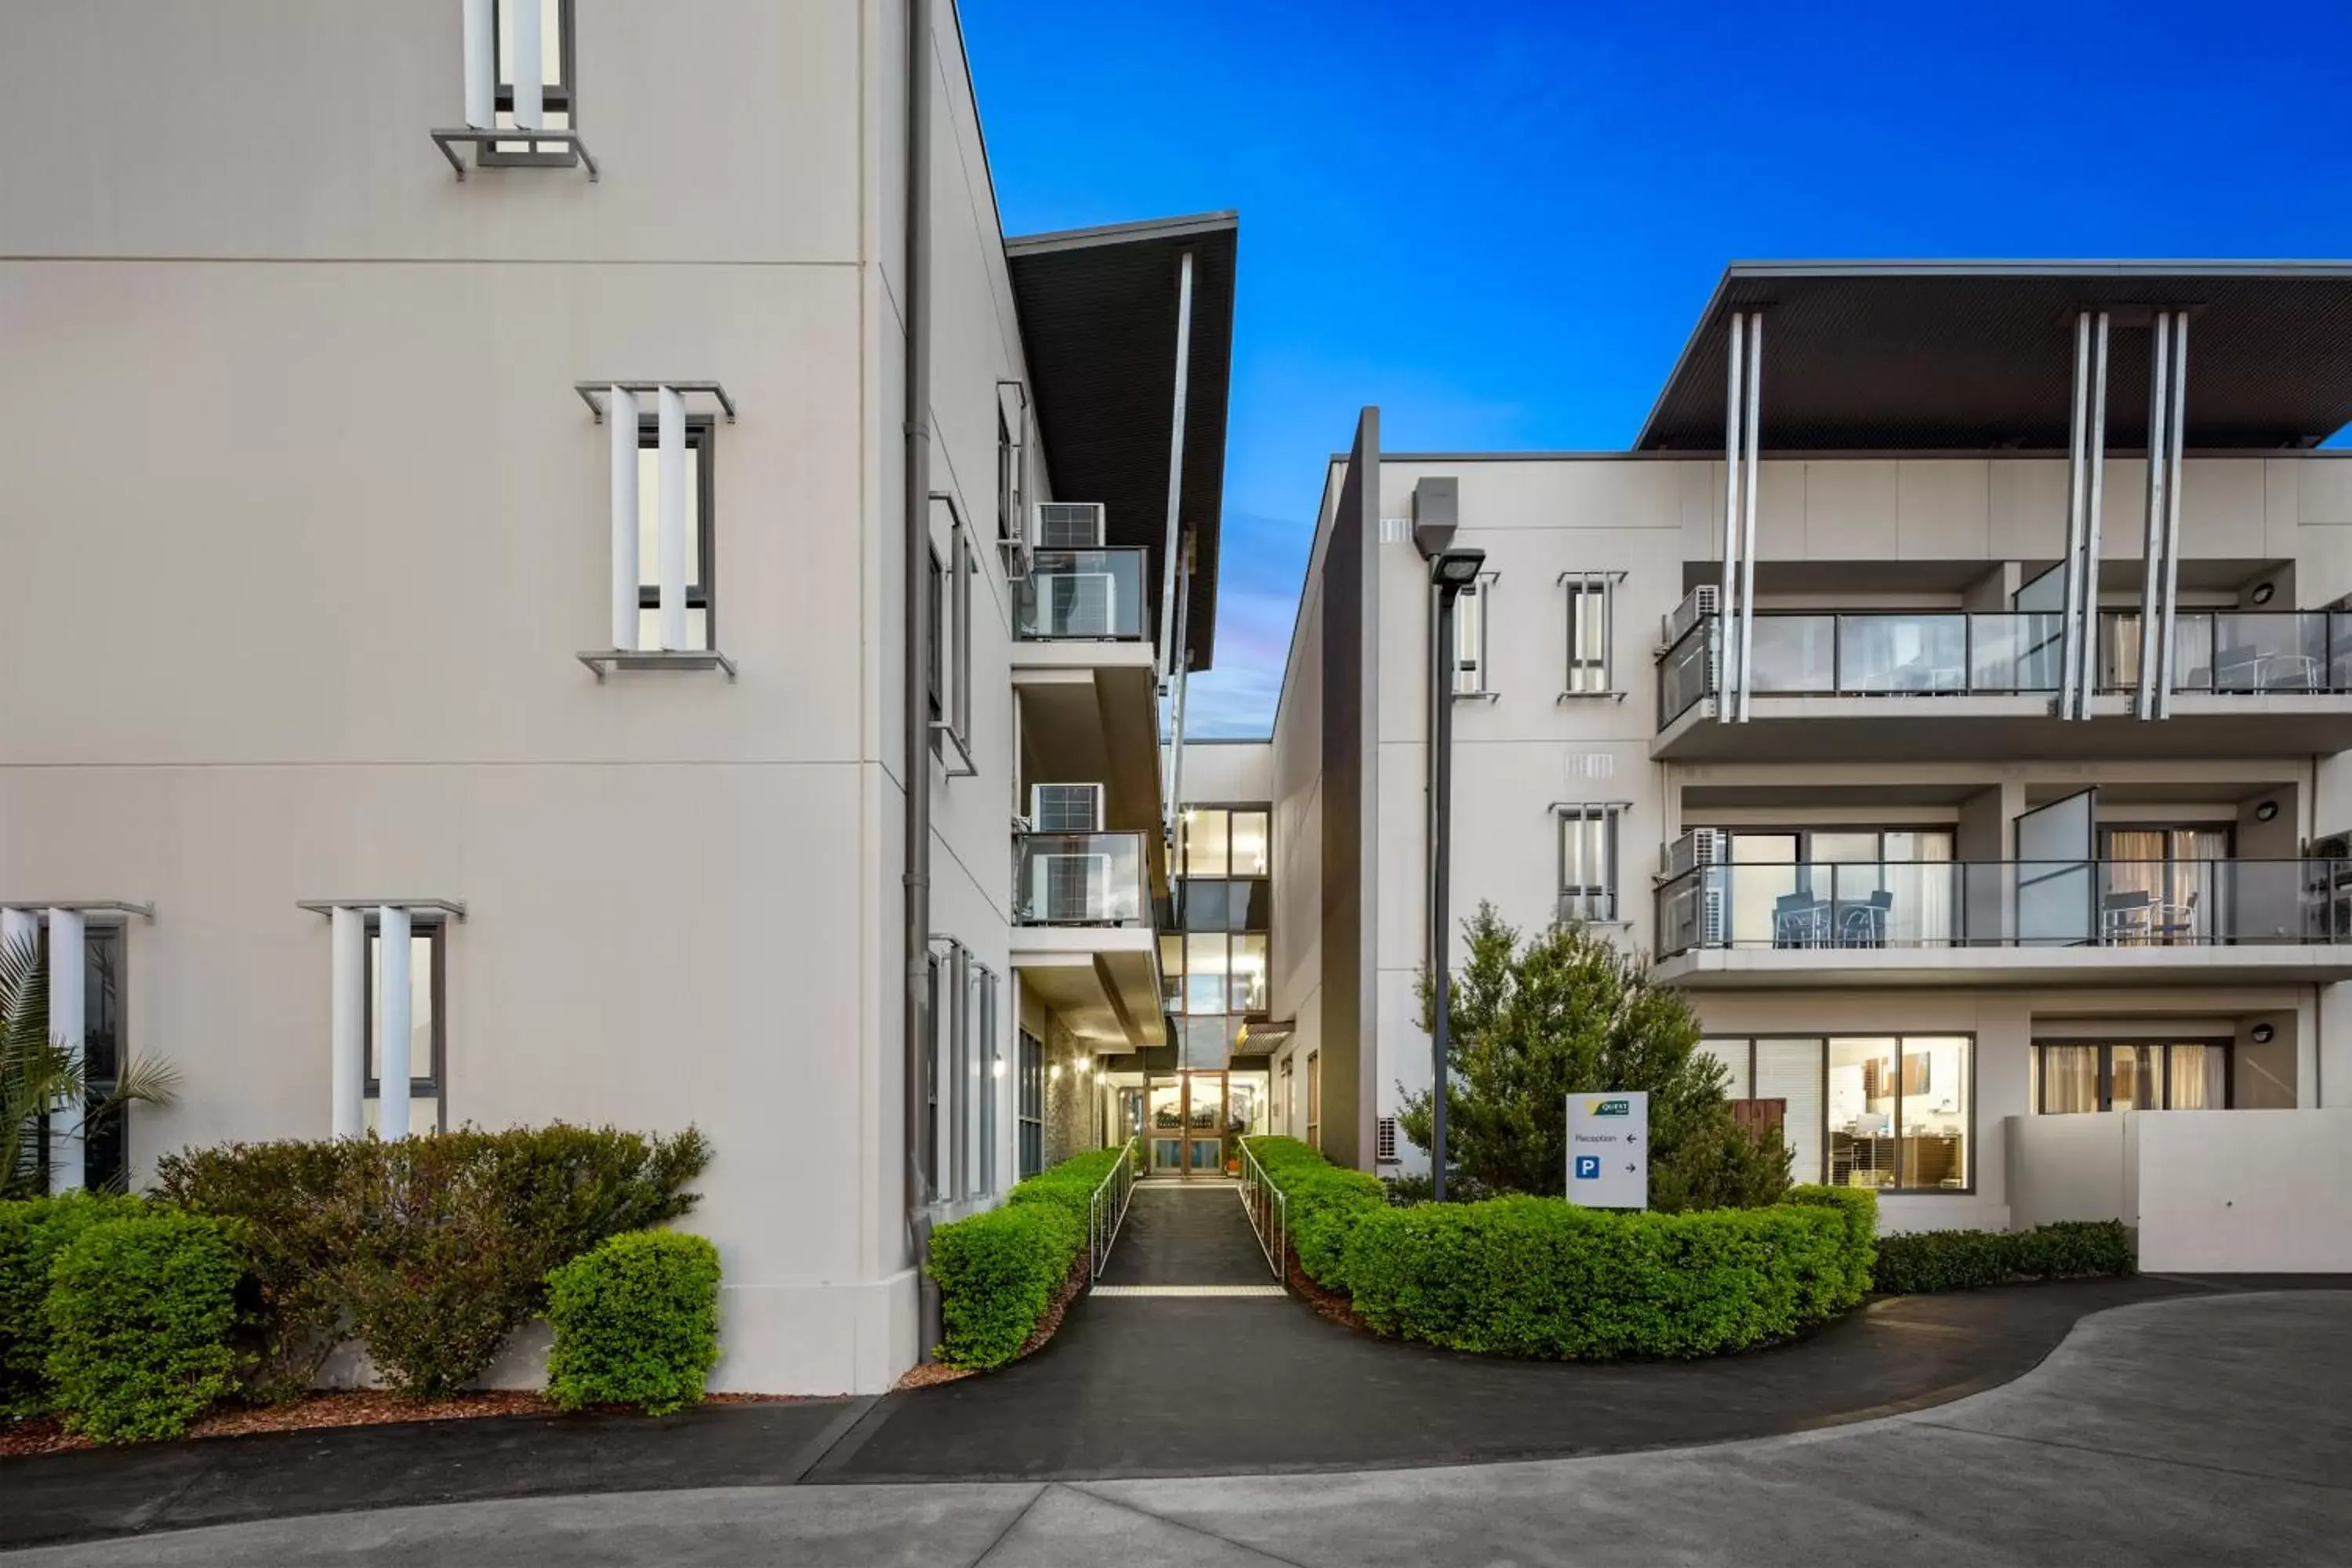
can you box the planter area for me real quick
[1,1125,724,1448]
[927,1145,1130,1370]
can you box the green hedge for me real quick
[1785,1185,1879,1305]
[1339,1189,1875,1359]
[928,1146,1130,1370]
[45,1212,241,1443]
[0,1192,145,1417]
[545,1230,722,1416]
[1240,1137,1386,1290]
[1873,1220,2133,1294]
[154,1124,710,1399]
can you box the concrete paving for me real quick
[6,1290,2346,1566]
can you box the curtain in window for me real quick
[2039,1044,2101,1112]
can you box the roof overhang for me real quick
[1636,261,2352,452]
[1007,212,1237,669]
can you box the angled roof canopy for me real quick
[1636,261,2352,452]
[1007,212,1236,669]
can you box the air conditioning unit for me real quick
[1029,851,1111,923]
[2310,832,2352,862]
[1698,884,1727,947]
[1661,585,1720,648]
[1661,828,1727,882]
[1036,565,1119,637]
[1034,501,1106,550]
[1030,782,1105,833]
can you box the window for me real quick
[633,416,716,652]
[365,917,446,1134]
[996,387,1029,549]
[1709,1035,1973,1192]
[920,953,940,1203]
[27,921,128,1193]
[2098,826,2231,946]
[1557,804,1624,924]
[1375,1116,1399,1164]
[1305,1051,1322,1149]
[1279,1057,1294,1136]
[927,545,945,753]
[485,0,577,166]
[1017,1030,1044,1178]
[931,518,975,772]
[1452,575,1494,696]
[978,972,1000,1195]
[1560,572,1619,696]
[2034,1040,2231,1112]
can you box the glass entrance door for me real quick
[1146,1072,1229,1176]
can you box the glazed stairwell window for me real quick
[1557,804,1625,924]
[579,383,736,681]
[1559,572,1622,698]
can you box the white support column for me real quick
[2059,312,2093,720]
[1719,312,1745,722]
[1156,250,1196,686]
[656,385,688,650]
[45,909,85,1194]
[0,908,34,965]
[2079,314,2111,719]
[331,906,366,1139]
[463,0,495,129]
[2136,313,2174,721]
[609,385,641,651]
[512,0,543,132]
[1737,312,1763,723]
[377,906,412,1140]
[2156,314,2190,719]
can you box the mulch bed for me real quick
[0,1388,800,1458]
[1285,1250,1370,1334]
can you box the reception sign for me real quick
[1566,1091,1649,1210]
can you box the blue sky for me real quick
[964,0,2352,737]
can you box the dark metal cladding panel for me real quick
[1638,264,2352,452]
[1007,216,1236,669]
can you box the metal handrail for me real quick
[1236,1137,1289,1285]
[1087,1138,1139,1283]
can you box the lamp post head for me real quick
[1432,547,1486,596]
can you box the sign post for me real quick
[1566,1091,1649,1210]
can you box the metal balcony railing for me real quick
[1654,857,2352,960]
[1657,610,2352,728]
[1014,548,1151,641]
[1014,831,1149,927]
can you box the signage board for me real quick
[1566,1091,1649,1210]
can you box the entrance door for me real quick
[1146,1071,1229,1176]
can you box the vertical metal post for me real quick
[1431,587,1457,1201]
[1719,314,1746,720]
[2059,312,2092,720]
[1738,313,1764,723]
[2157,314,2190,718]
[2136,314,2173,720]
[1156,250,1197,686]
[2081,314,2111,714]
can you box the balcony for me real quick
[1010,831,1166,1051]
[1655,610,2352,761]
[1015,549,1151,642]
[1653,856,2352,988]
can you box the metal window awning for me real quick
[297,900,468,920]
[0,901,155,920]
[429,127,599,182]
[575,382,737,423]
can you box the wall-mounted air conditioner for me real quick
[2310,832,2352,862]
[1661,827,1726,882]
[1030,852,1111,923]
[1662,586,1720,648]
[1030,782,1106,833]
[1035,502,1107,550]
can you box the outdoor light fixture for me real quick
[1050,1063,1064,1080]
[2256,800,2280,822]
[2252,582,2277,605]
[1426,545,1486,1202]
[2252,1023,2276,1044]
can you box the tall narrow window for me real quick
[488,0,577,165]
[977,967,1000,1196]
[1305,1051,1323,1149]
[1017,1029,1044,1178]
[1453,576,1494,696]
[365,918,446,1134]
[30,921,129,1193]
[932,517,975,772]
[927,545,946,755]
[1560,572,1618,696]
[1557,804,1624,924]
[635,416,715,652]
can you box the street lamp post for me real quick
[1428,547,1484,1201]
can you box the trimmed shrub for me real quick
[545,1230,721,1416]
[928,1145,1130,1370]
[45,1212,241,1443]
[154,1124,711,1399]
[1338,1192,1874,1359]
[1241,1137,1385,1290]
[1874,1220,2133,1294]
[0,1192,144,1417]
[1785,1185,1878,1309]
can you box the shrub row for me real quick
[0,1191,144,1417]
[929,1145,1130,1370]
[155,1124,711,1399]
[1240,1137,1386,1290]
[1872,1219,2133,1294]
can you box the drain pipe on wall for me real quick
[902,0,939,1362]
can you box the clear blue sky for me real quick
[964,0,2352,738]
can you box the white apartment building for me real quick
[0,1,1234,1393]
[1177,263,2352,1263]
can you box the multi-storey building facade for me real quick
[0,0,1234,1393]
[1192,263,2352,1256]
